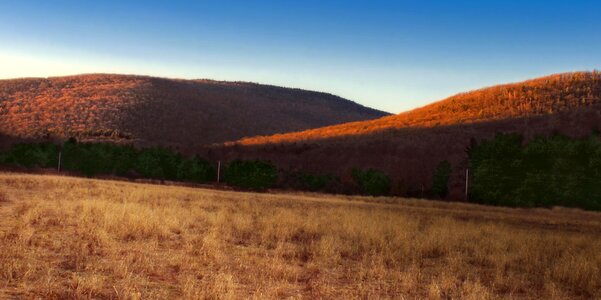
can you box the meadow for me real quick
[0,172,600,299]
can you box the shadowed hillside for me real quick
[216,72,601,199]
[0,74,387,148]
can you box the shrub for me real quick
[298,173,335,191]
[224,160,278,190]
[178,156,215,183]
[352,168,390,196]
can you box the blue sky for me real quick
[1,0,600,113]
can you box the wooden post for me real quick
[58,151,62,173]
[465,168,469,201]
[217,160,221,183]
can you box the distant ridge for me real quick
[0,73,388,148]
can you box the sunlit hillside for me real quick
[0,74,387,148]
[0,173,599,299]
[238,72,601,145]
[212,72,601,199]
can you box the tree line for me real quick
[3,133,601,211]
[0,138,217,183]
[468,133,601,210]
[0,139,398,194]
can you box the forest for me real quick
[468,133,601,210]
[0,139,215,184]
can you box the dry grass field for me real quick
[0,173,600,299]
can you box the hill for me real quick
[0,74,387,148]
[215,72,601,199]
[238,72,601,145]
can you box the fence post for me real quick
[217,160,221,183]
[465,168,469,201]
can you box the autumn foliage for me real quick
[4,72,601,204]
[238,72,601,145]
[0,74,386,148]
[214,72,601,200]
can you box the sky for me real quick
[1,0,600,113]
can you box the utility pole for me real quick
[465,168,469,201]
[58,151,62,173]
[217,160,221,183]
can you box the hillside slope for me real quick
[0,74,387,147]
[217,72,601,199]
[238,72,601,145]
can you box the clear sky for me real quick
[1,0,600,113]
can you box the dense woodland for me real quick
[0,74,386,147]
[468,133,601,210]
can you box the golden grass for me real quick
[0,173,600,299]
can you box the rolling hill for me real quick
[237,72,601,145]
[0,74,387,148]
[216,72,601,199]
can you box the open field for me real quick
[0,173,600,299]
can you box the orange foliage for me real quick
[214,71,601,200]
[238,71,601,145]
[0,74,386,147]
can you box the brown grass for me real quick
[0,172,600,299]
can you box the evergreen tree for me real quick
[432,160,452,198]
